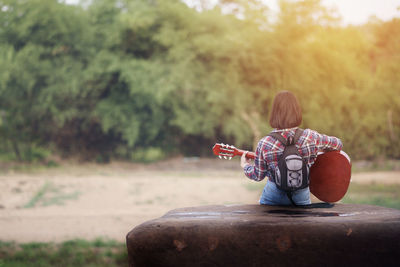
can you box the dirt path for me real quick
[0,159,399,243]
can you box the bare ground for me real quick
[0,158,399,243]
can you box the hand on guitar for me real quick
[240,152,252,168]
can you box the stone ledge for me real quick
[126,204,400,267]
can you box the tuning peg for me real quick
[224,156,227,159]
[229,157,232,160]
[219,156,222,159]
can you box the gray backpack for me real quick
[268,129,309,205]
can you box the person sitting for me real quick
[241,90,343,205]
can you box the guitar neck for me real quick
[236,149,256,159]
[212,143,256,160]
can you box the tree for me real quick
[0,0,94,160]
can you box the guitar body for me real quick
[309,151,351,203]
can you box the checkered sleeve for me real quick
[311,130,343,152]
[243,139,270,182]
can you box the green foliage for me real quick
[0,0,399,161]
[0,239,127,267]
[131,147,165,162]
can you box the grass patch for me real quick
[341,183,400,209]
[0,161,59,175]
[351,159,400,173]
[23,182,52,208]
[0,239,127,267]
[23,181,81,208]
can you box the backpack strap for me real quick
[268,132,287,146]
[268,128,304,146]
[286,192,297,206]
[293,128,304,144]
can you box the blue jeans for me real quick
[259,181,311,206]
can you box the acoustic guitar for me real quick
[212,143,351,203]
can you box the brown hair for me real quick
[269,91,302,129]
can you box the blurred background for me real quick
[0,0,399,266]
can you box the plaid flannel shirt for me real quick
[244,127,343,182]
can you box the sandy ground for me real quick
[0,158,399,243]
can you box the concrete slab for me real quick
[126,204,400,267]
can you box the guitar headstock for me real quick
[212,143,238,160]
